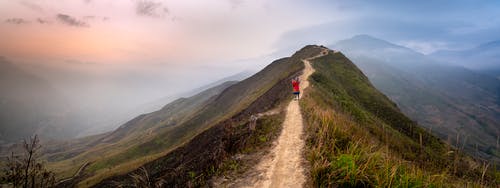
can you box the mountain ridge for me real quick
[302,50,493,186]
[332,35,500,163]
[36,45,497,187]
[48,45,325,187]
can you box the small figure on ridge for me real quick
[292,77,300,100]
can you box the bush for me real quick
[2,135,56,188]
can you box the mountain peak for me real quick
[297,44,329,53]
[350,34,390,44]
[335,35,401,50]
[351,34,380,40]
[291,45,330,59]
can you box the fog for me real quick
[1,0,500,144]
[11,57,258,138]
[0,0,328,142]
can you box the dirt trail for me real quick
[231,49,327,188]
[56,162,90,185]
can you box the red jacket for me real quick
[292,80,300,92]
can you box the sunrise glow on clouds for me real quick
[0,0,336,66]
[1,0,500,77]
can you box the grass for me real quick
[302,102,450,187]
[300,51,498,187]
[45,46,311,187]
[76,147,176,187]
[204,111,286,183]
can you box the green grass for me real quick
[300,51,498,187]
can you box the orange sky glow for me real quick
[0,0,331,67]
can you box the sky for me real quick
[1,0,500,133]
[0,0,332,66]
[2,0,500,66]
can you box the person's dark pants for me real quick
[293,91,300,99]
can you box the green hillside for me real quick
[333,35,500,163]
[301,51,497,186]
[49,46,327,187]
[90,46,326,187]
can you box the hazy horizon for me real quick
[1,0,500,139]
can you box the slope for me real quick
[46,81,236,183]
[333,35,500,162]
[301,50,496,186]
[133,70,254,118]
[53,46,326,187]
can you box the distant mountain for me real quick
[332,35,500,162]
[430,40,500,77]
[76,70,254,137]
[145,70,253,111]
[184,70,254,97]
[0,58,75,144]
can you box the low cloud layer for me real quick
[56,14,90,27]
[19,1,44,12]
[5,18,29,24]
[36,18,50,24]
[135,0,169,18]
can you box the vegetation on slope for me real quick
[91,45,326,187]
[44,81,237,185]
[334,35,500,162]
[301,51,498,187]
[49,46,324,187]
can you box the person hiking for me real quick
[292,77,300,100]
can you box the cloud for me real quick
[135,0,169,18]
[83,16,110,22]
[228,0,244,9]
[83,16,96,20]
[5,18,30,24]
[19,1,44,12]
[37,18,50,24]
[56,14,89,27]
[398,40,452,54]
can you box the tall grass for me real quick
[302,97,453,187]
[300,51,498,187]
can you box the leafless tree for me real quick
[2,135,55,188]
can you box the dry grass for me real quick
[300,93,496,187]
[299,51,499,187]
